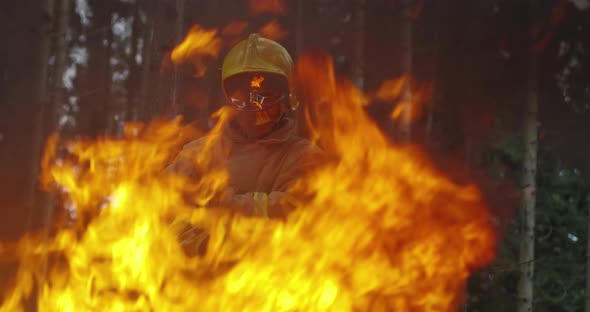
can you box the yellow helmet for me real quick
[221,34,298,111]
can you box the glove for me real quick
[209,187,235,208]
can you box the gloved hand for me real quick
[208,187,236,209]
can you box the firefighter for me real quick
[168,33,321,219]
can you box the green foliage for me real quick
[533,151,587,312]
[467,142,588,311]
[462,116,522,311]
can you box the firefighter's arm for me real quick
[221,143,323,219]
[165,140,204,176]
[220,190,299,219]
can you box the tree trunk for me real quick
[425,0,441,147]
[398,0,413,143]
[36,0,55,106]
[351,0,365,91]
[201,0,221,130]
[464,129,473,167]
[295,0,304,57]
[126,5,142,122]
[138,0,156,120]
[106,5,142,137]
[44,0,71,219]
[25,0,55,231]
[517,3,539,309]
[81,0,112,137]
[171,0,185,116]
[586,192,590,312]
[41,0,71,282]
[294,0,306,137]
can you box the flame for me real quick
[251,75,265,88]
[375,76,432,123]
[1,53,496,310]
[249,0,287,16]
[170,25,221,78]
[258,19,288,41]
[375,77,409,102]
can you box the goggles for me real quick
[229,92,287,112]
[224,72,289,112]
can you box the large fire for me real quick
[1,30,496,312]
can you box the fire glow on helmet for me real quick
[251,75,265,88]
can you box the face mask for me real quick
[225,72,289,112]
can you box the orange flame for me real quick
[375,76,433,123]
[249,0,287,16]
[170,25,221,77]
[375,76,409,101]
[251,75,265,88]
[1,57,495,311]
[258,19,288,41]
[294,53,496,310]
[390,83,433,123]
